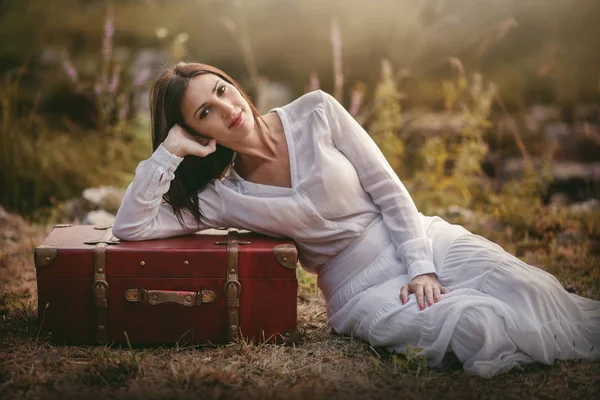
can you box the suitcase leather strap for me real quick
[92,227,117,344]
[216,230,250,342]
[124,288,216,306]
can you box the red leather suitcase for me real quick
[35,225,299,345]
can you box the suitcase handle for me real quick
[124,288,216,307]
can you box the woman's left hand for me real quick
[400,273,449,310]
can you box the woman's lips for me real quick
[229,111,243,128]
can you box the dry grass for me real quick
[1,207,599,399]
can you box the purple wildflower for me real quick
[62,59,78,83]
[102,7,115,61]
[134,67,151,87]
[349,87,365,117]
[109,64,121,93]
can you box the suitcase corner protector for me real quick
[274,244,298,269]
[282,327,300,344]
[34,244,58,268]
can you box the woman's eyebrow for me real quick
[194,79,221,119]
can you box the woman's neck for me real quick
[233,113,284,176]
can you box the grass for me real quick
[1,205,599,399]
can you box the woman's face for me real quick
[180,73,255,147]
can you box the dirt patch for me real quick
[0,206,48,303]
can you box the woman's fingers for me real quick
[399,285,409,305]
[433,286,441,303]
[190,138,217,158]
[425,285,434,307]
[415,286,425,310]
[402,278,449,310]
[163,124,218,158]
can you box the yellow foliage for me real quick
[0,72,150,216]
[409,73,496,215]
[368,60,405,172]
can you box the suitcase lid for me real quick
[35,225,298,279]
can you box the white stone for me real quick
[81,210,116,226]
[82,186,125,209]
[570,199,600,213]
[543,122,570,139]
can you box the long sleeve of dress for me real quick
[322,91,436,281]
[112,144,222,241]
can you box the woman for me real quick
[113,62,600,377]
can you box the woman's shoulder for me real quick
[280,90,333,117]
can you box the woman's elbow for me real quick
[112,224,145,241]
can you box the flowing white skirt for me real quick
[317,216,600,377]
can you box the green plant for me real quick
[390,345,428,376]
[0,6,151,217]
[409,65,496,215]
[297,268,319,298]
[367,59,405,172]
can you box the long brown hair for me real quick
[149,62,263,227]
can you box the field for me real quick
[1,204,599,400]
[1,2,599,396]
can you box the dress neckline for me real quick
[228,107,296,194]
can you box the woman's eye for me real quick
[199,107,211,119]
[198,85,225,120]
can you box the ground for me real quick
[1,206,598,400]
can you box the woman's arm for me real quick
[112,144,222,241]
[321,91,435,282]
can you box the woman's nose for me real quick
[219,101,235,117]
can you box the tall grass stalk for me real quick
[331,17,344,103]
[221,0,261,94]
[35,302,50,343]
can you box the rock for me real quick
[569,198,600,213]
[81,210,116,226]
[525,104,561,132]
[403,111,467,136]
[58,198,96,223]
[543,122,570,139]
[552,161,600,181]
[82,186,125,214]
[502,158,600,181]
[530,104,562,122]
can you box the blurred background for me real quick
[2,3,600,393]
[0,0,599,227]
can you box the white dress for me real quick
[113,90,600,377]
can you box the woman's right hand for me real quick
[162,124,217,158]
